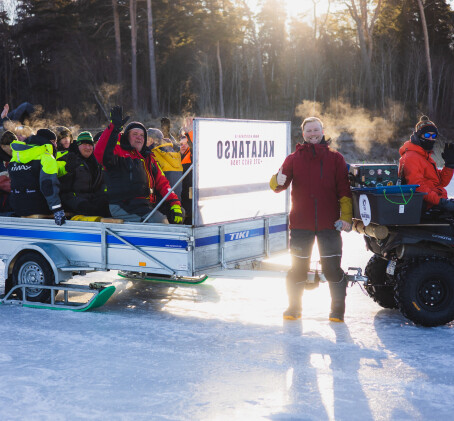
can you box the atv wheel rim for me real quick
[18,262,45,298]
[418,279,448,310]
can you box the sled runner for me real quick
[1,282,115,311]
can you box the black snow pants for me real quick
[286,229,347,310]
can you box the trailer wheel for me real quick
[395,259,454,327]
[364,255,397,309]
[12,252,55,303]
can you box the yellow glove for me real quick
[170,204,183,224]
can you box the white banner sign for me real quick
[194,118,289,225]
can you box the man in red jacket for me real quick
[399,115,454,211]
[270,117,352,322]
[94,106,183,224]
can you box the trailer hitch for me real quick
[345,267,368,284]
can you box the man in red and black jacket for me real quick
[94,106,183,224]
[270,117,352,323]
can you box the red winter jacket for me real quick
[94,123,180,207]
[399,140,453,207]
[272,142,351,231]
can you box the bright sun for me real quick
[246,0,332,19]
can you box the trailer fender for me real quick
[6,243,71,284]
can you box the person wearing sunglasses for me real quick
[398,115,454,212]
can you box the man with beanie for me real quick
[8,128,66,225]
[399,115,454,211]
[94,106,183,224]
[58,131,110,217]
[270,117,352,322]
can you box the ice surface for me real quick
[1,180,454,420]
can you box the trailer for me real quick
[0,118,290,310]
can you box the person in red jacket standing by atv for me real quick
[94,106,183,224]
[270,117,352,322]
[399,115,454,212]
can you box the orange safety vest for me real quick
[181,149,191,165]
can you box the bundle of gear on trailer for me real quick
[349,163,454,327]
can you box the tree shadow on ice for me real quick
[269,321,384,420]
[373,310,454,420]
[102,277,220,313]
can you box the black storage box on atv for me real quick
[352,185,425,225]
[349,164,399,188]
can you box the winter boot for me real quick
[283,273,304,320]
[283,305,302,320]
[328,275,347,322]
[329,300,345,322]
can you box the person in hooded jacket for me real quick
[147,128,183,200]
[8,128,66,225]
[399,115,454,212]
[55,126,73,153]
[58,131,110,217]
[270,117,352,322]
[94,106,183,224]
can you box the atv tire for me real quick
[364,255,397,309]
[395,259,454,327]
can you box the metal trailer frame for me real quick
[0,118,290,289]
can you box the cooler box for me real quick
[349,164,399,187]
[352,185,425,225]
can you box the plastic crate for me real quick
[352,186,425,225]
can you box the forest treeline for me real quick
[0,0,453,128]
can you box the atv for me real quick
[353,194,454,327]
[348,164,454,326]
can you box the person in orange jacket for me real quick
[399,115,454,211]
[180,131,193,224]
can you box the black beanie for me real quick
[36,128,57,142]
[123,122,147,140]
[1,130,18,146]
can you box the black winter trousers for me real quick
[286,229,346,309]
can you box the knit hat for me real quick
[27,128,57,147]
[124,122,147,141]
[36,128,57,142]
[415,115,438,136]
[55,126,73,142]
[93,131,103,144]
[121,122,147,153]
[76,131,94,146]
[1,130,18,146]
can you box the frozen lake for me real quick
[1,229,453,420]
[1,179,454,420]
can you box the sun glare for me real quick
[246,0,332,19]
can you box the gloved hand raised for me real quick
[110,105,130,131]
[170,204,184,224]
[442,143,454,169]
[438,198,454,212]
[53,208,66,226]
[276,168,287,186]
